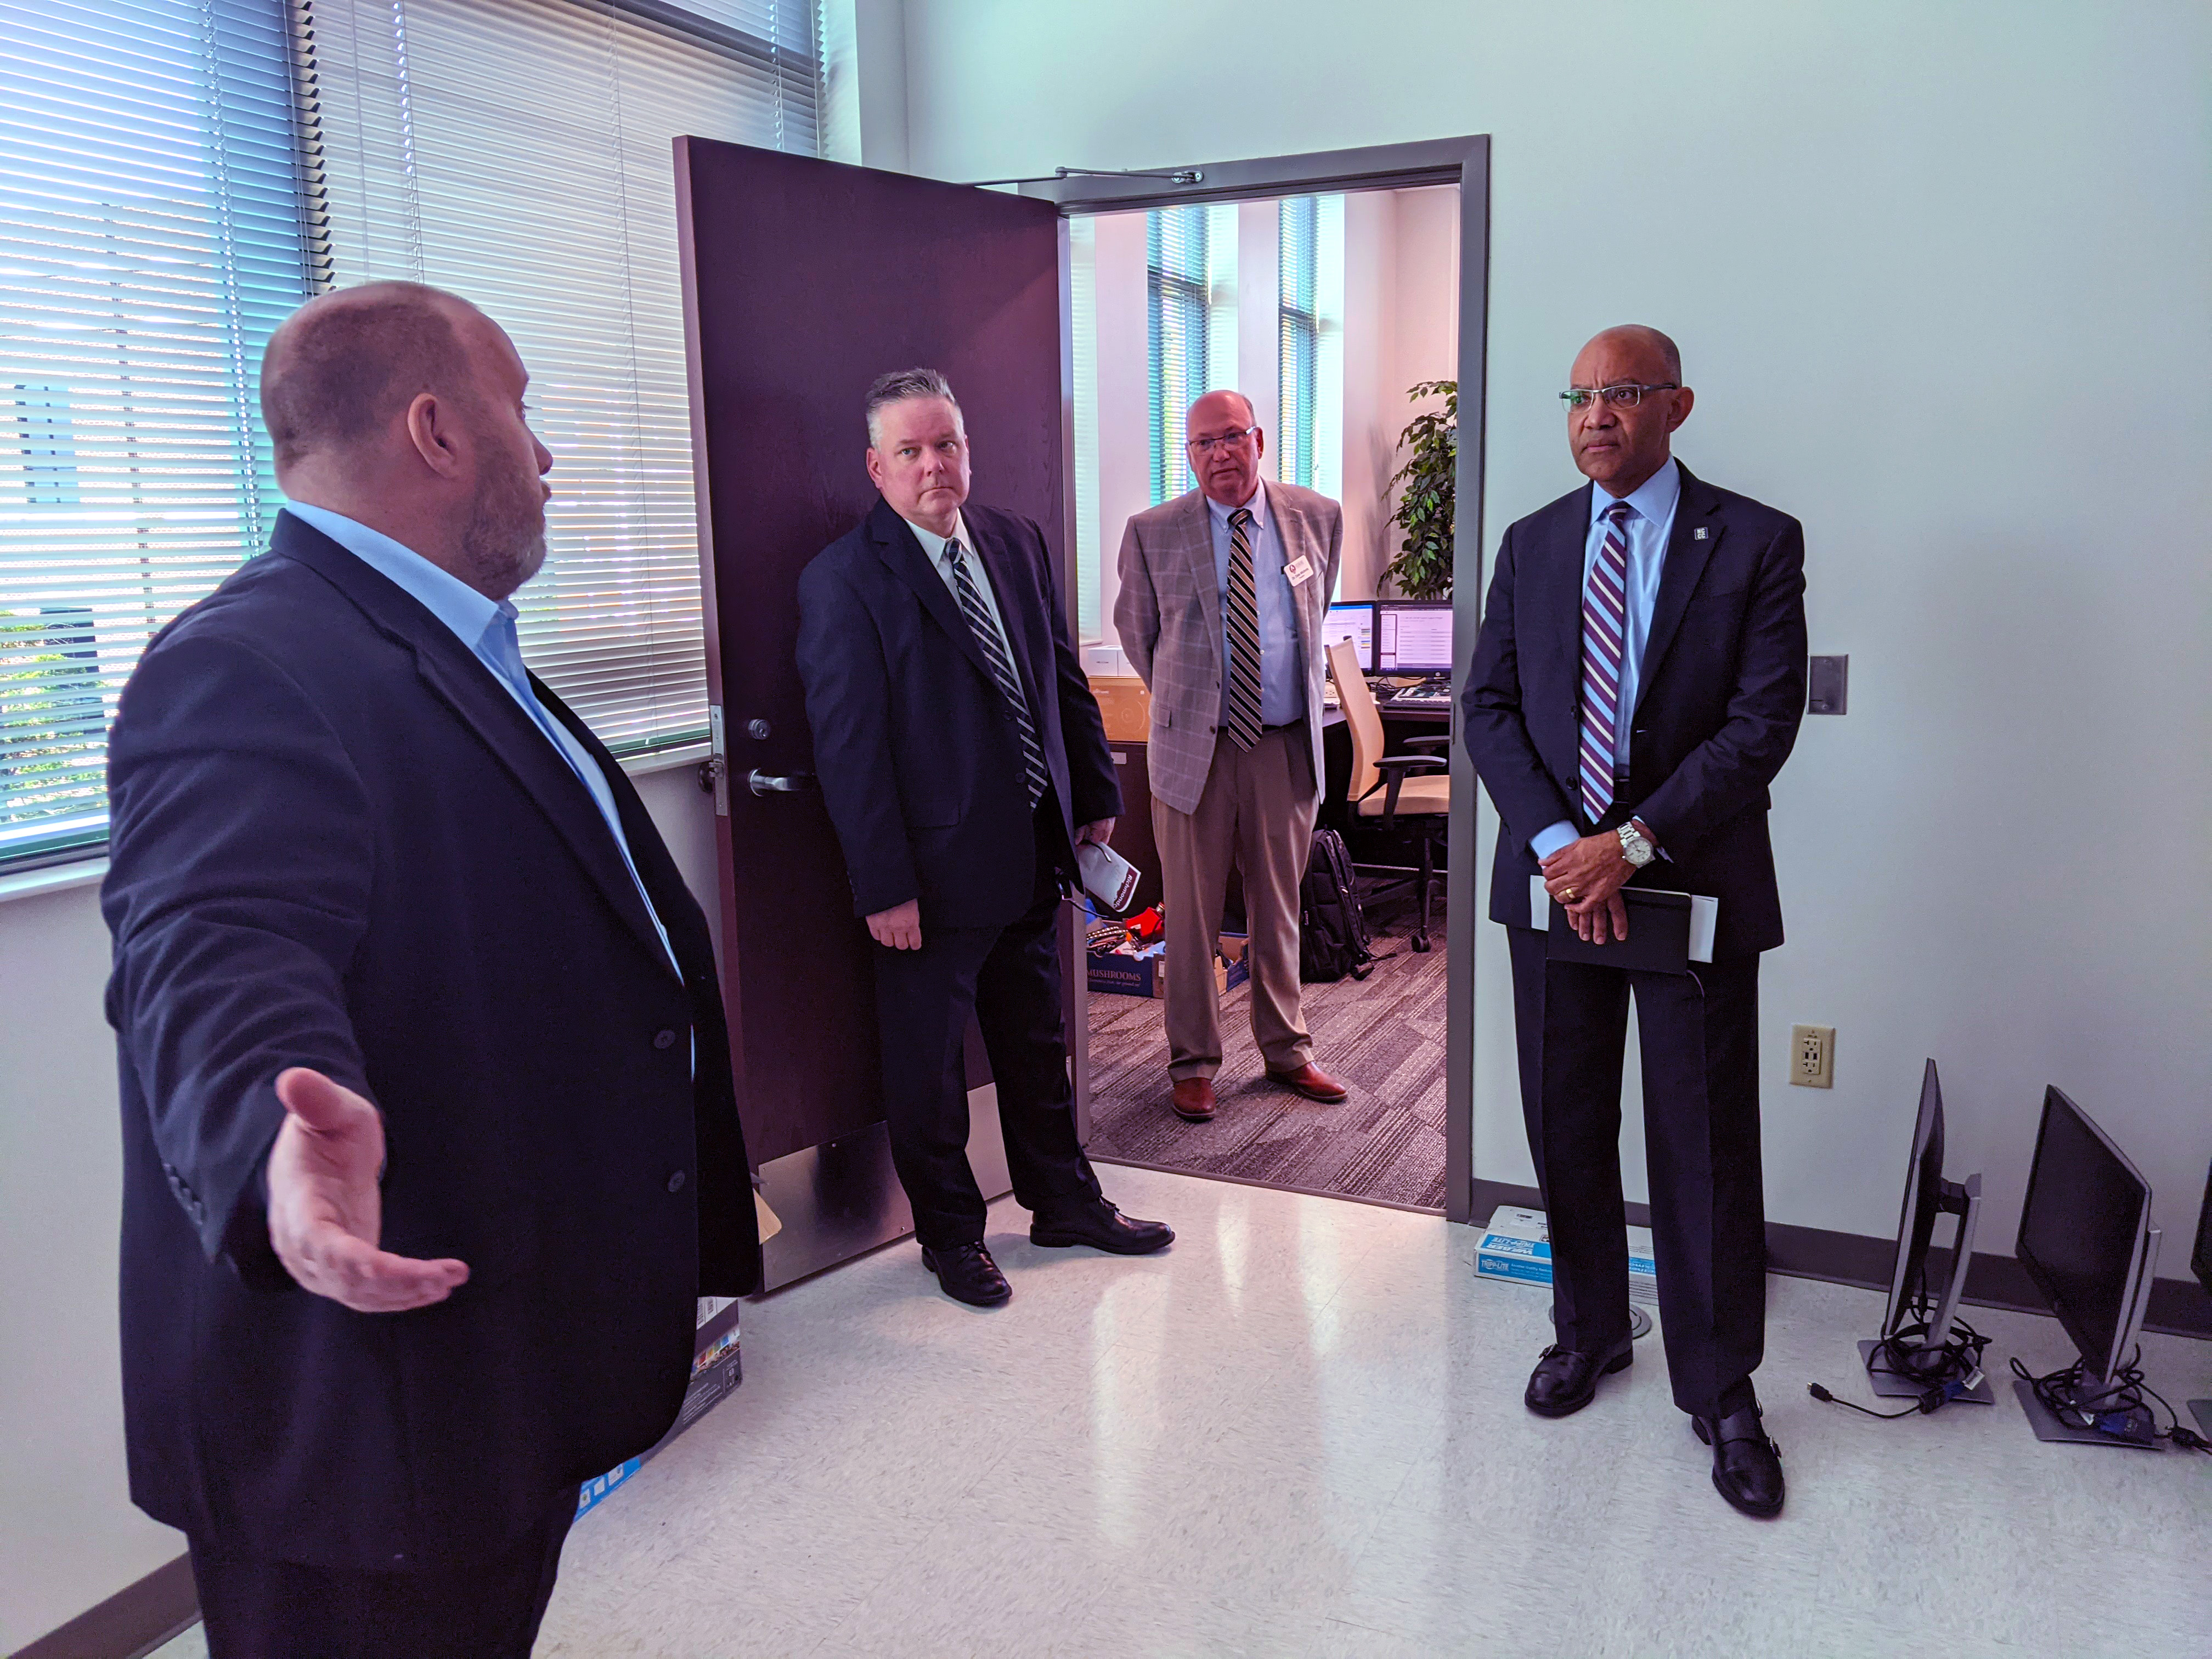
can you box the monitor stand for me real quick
[2189,1400,2212,1441]
[2012,1379,2162,1448]
[1859,1339,1995,1404]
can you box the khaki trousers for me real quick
[1152,721,1317,1080]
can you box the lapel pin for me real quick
[1693,527,1708,540]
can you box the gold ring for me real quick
[1561,887,1578,902]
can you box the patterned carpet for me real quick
[1083,887,1449,1210]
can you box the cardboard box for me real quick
[1475,1204,1658,1305]
[1088,675,1150,743]
[576,1302,743,1520]
[1088,931,1249,999]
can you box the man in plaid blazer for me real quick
[1113,390,1348,1124]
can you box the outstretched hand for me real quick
[267,1067,468,1312]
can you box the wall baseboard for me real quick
[1466,1178,2212,1341]
[17,1553,197,1659]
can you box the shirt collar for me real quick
[904,509,972,568]
[1589,455,1681,531]
[284,501,505,650]
[1205,479,1271,533]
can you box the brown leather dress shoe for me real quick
[1170,1077,1216,1122]
[1265,1062,1348,1103]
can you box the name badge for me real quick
[1284,555,1316,586]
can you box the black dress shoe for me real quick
[1523,1339,1633,1418]
[921,1242,1012,1307]
[1692,1402,1785,1517]
[1030,1198,1174,1255]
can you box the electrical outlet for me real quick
[1791,1024,1835,1088]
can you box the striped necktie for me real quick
[1223,506,1263,751]
[1578,500,1633,826]
[947,539,1048,806]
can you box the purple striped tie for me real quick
[1578,501,1633,826]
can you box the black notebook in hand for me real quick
[1536,879,1694,972]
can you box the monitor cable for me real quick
[1807,1306,1991,1422]
[2008,1351,2211,1454]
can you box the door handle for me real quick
[747,769,817,797]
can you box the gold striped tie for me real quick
[1224,507,1263,751]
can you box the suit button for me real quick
[653,1029,677,1050]
[667,1171,687,1193]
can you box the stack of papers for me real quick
[1475,1204,1658,1305]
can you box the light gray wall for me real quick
[0,765,722,1648]
[894,1,2212,1265]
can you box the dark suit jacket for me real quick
[1462,463,1807,957]
[101,510,760,1572]
[795,498,1120,927]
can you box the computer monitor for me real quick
[2014,1085,2161,1426]
[1863,1059,1987,1397]
[1375,600,1452,674]
[1322,601,1376,674]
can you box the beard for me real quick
[458,448,549,600]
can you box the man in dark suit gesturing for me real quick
[797,369,1172,1308]
[103,282,759,1654]
[1463,326,1807,1517]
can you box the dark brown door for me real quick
[675,138,1067,1288]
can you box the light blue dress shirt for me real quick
[1528,457,1681,862]
[284,503,683,984]
[1207,482,1305,729]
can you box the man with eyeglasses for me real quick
[1464,325,1808,1517]
[1115,390,1348,1126]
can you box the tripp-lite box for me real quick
[575,1300,743,1520]
[1475,1205,1659,1305]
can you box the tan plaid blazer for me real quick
[1113,481,1344,816]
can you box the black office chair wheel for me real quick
[1411,933,1431,953]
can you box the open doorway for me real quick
[1055,177,1470,1214]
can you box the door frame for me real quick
[1031,136,1491,1225]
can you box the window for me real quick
[1147,205,1210,504]
[308,0,823,758]
[1,0,320,871]
[1277,195,1317,489]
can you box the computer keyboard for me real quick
[1384,682,1454,708]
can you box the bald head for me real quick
[261,282,478,471]
[1185,389,1265,506]
[260,282,554,601]
[1565,325,1692,497]
[1577,324,1681,385]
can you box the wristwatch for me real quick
[1616,821,1656,868]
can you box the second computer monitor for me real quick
[2015,1085,2158,1392]
[1377,600,1453,674]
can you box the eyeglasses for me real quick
[1186,426,1260,456]
[1559,382,1678,411]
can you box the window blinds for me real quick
[0,0,315,871]
[1147,205,1209,505]
[1277,195,1318,490]
[306,0,822,757]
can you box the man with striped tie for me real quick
[1464,326,1808,1517]
[797,368,1173,1308]
[1115,391,1349,1126]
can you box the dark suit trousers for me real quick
[188,1487,574,1658]
[1506,926,1766,1418]
[873,800,1103,1249]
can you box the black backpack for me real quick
[1299,827,1375,982]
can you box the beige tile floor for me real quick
[154,1165,2212,1657]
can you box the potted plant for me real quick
[1384,379,1455,601]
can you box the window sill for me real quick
[0,857,108,907]
[0,747,707,907]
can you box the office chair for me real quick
[1328,639,1449,953]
